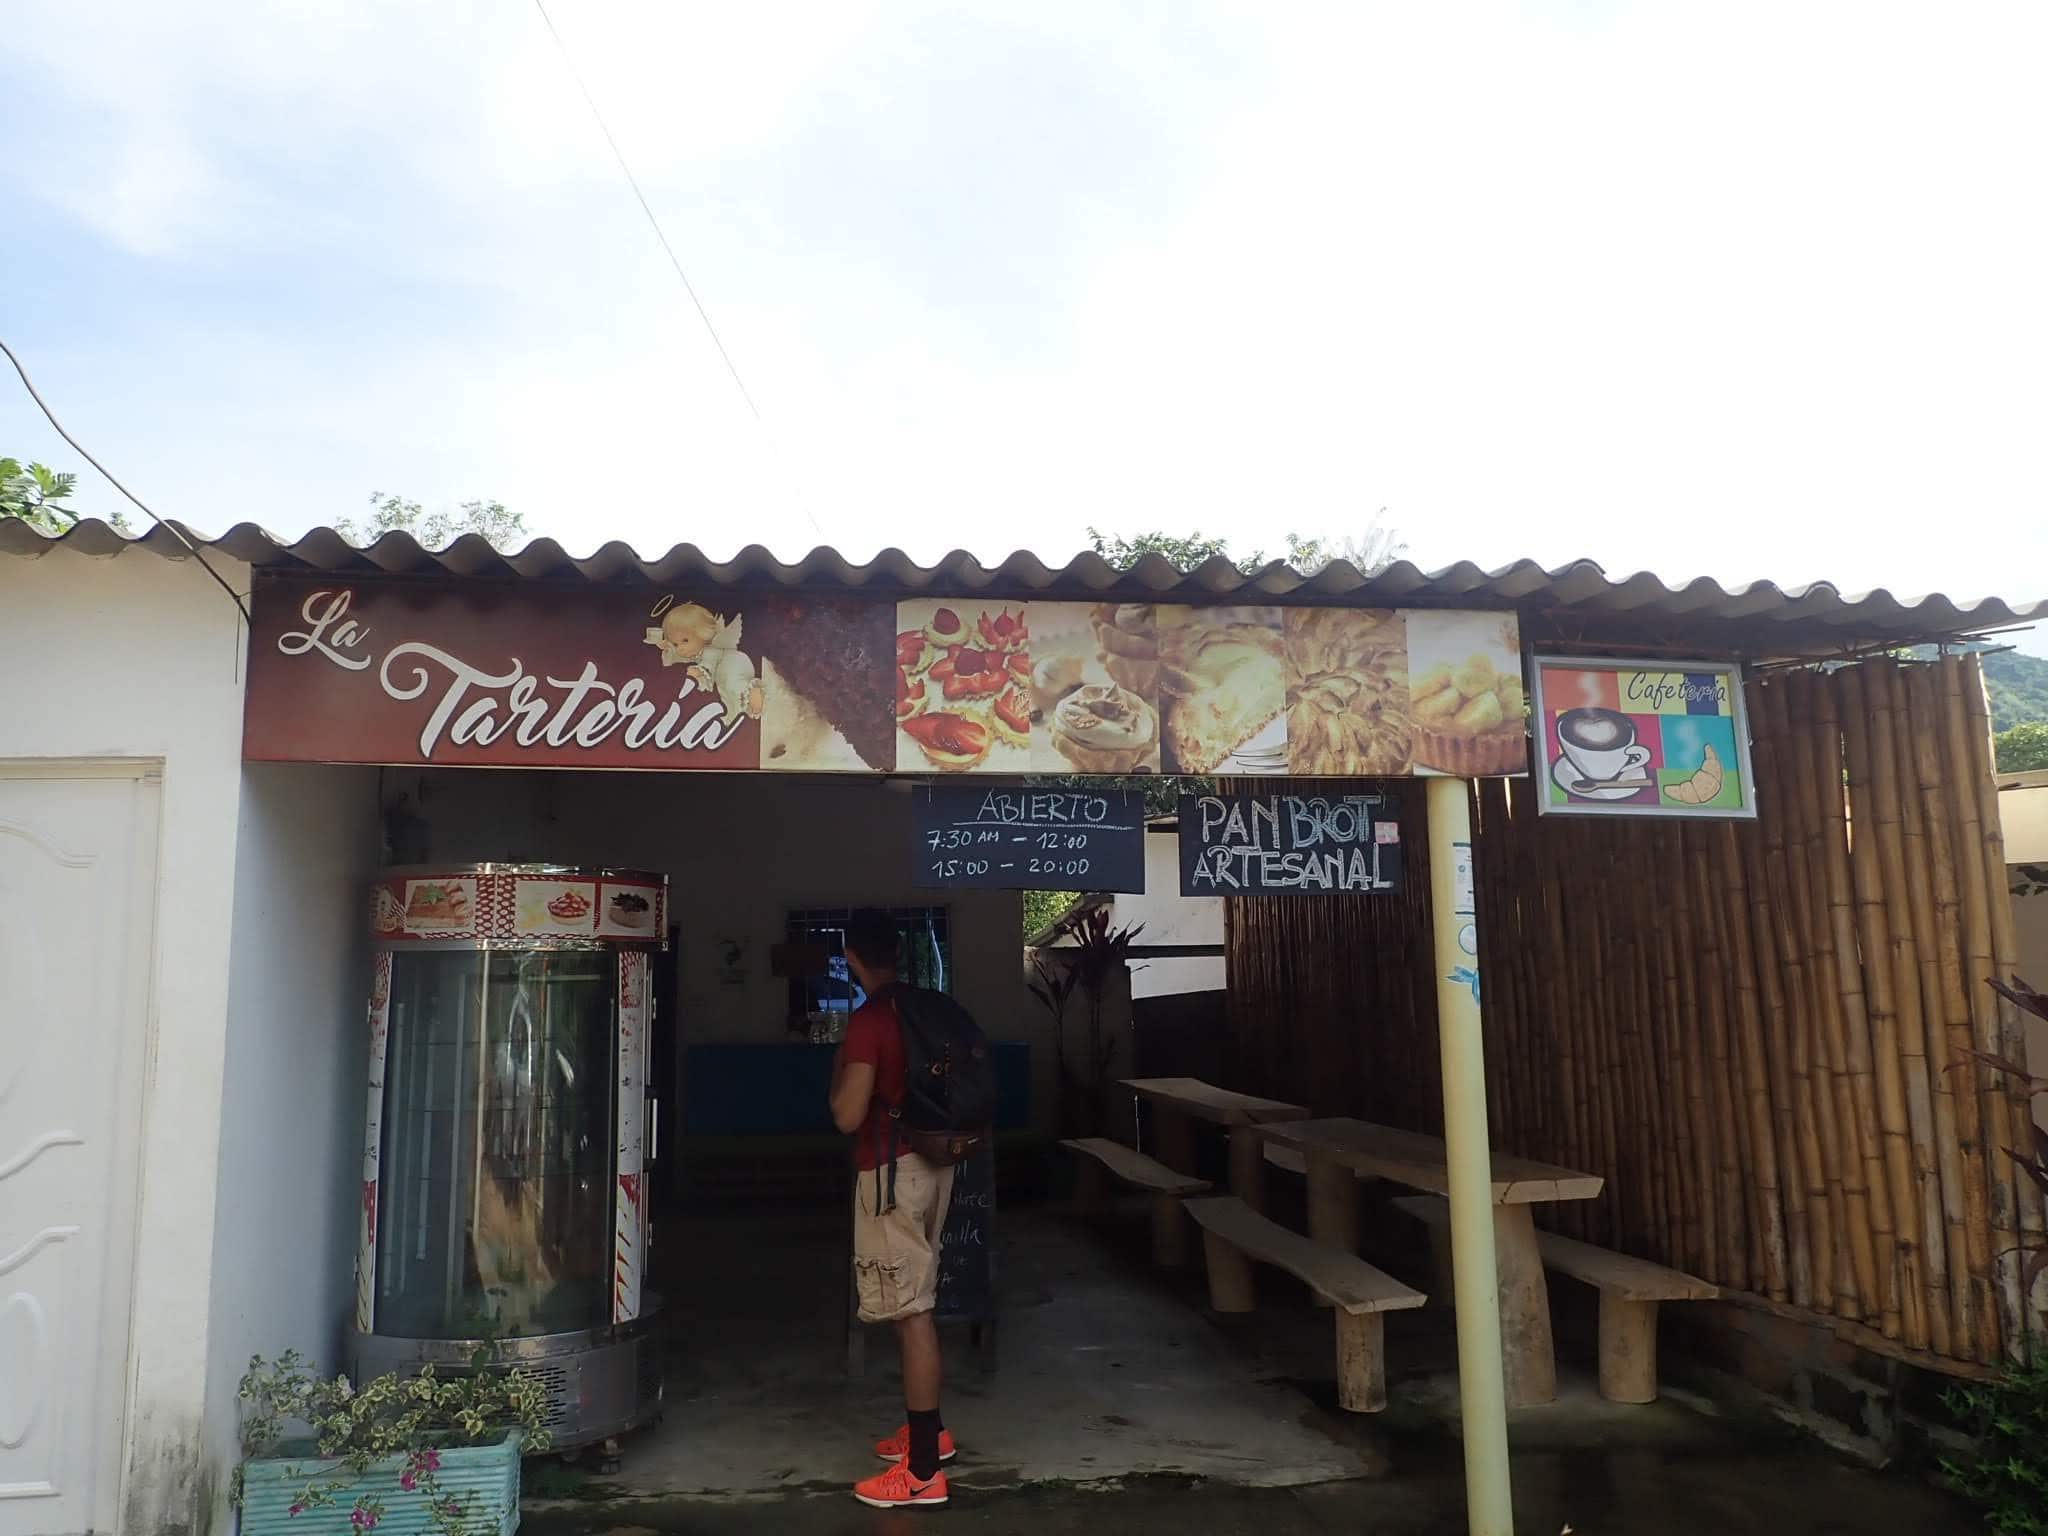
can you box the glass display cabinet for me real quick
[347,865,668,1451]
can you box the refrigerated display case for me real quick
[347,864,667,1450]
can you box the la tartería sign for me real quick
[244,577,1530,779]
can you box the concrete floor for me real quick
[540,1198,1977,1532]
[608,1201,1368,1494]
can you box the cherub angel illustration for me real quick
[643,601,764,724]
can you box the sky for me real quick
[3,2,2044,650]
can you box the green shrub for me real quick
[1944,1352,2048,1534]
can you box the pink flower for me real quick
[288,1504,305,1518]
[398,1472,417,1492]
[420,1449,441,1473]
[351,1508,379,1530]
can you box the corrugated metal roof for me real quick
[5,517,2042,657]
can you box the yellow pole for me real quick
[1426,774,1514,1534]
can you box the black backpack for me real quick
[886,983,998,1166]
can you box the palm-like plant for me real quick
[1027,907,1145,1137]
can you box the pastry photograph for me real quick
[1089,602,1160,694]
[894,599,1033,773]
[604,889,654,930]
[1024,602,1160,773]
[1048,683,1160,773]
[402,879,473,930]
[1404,610,1529,777]
[516,880,596,933]
[748,595,896,772]
[1156,606,1289,775]
[1284,607,1411,777]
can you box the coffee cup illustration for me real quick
[1557,707,1651,787]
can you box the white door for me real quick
[0,767,159,1536]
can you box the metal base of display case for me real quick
[348,1307,663,1452]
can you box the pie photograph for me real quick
[894,598,1033,773]
[1283,607,1411,776]
[1028,602,1161,774]
[1156,606,1288,775]
[1404,610,1529,776]
[515,880,597,934]
[749,594,896,772]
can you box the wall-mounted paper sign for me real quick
[1530,656,1756,818]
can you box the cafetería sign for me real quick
[245,578,1531,780]
[1528,654,1756,818]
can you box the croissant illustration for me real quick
[1664,743,1725,805]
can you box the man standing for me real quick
[829,910,957,1509]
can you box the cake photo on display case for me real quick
[894,599,1033,772]
[1028,602,1160,774]
[1405,610,1528,776]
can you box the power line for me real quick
[530,0,828,547]
[0,335,251,624]
[532,0,761,420]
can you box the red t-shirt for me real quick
[838,992,906,1171]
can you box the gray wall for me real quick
[208,764,381,1447]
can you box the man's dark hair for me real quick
[843,909,901,971]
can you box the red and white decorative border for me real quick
[612,948,650,1323]
[356,950,394,1333]
[369,868,667,946]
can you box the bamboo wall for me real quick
[1224,654,2035,1368]
[1221,779,1443,1132]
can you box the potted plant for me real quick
[1027,906,1144,1138]
[232,1352,552,1536]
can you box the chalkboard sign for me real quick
[934,1143,995,1323]
[1179,791,1403,896]
[912,785,1145,892]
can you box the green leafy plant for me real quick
[1061,907,1145,1137]
[1944,977,2048,1533]
[1963,978,2048,1295]
[1943,1350,2048,1534]
[0,457,78,533]
[338,491,527,551]
[232,1352,552,1535]
[1026,945,1084,1134]
[1998,723,2048,775]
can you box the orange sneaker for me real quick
[873,1425,958,1463]
[852,1463,949,1509]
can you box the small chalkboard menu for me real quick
[934,1143,995,1324]
[1178,791,1403,896]
[912,785,1146,892]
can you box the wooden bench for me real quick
[1392,1196,1716,1403]
[1184,1196,1426,1413]
[1061,1138,1211,1269]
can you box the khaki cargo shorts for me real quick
[853,1151,956,1323]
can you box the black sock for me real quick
[907,1408,943,1480]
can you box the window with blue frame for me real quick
[786,907,951,1035]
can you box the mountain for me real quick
[1985,650,2048,732]
[1899,644,2048,732]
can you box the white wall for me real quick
[2012,875,2048,1131]
[0,547,250,1536]
[206,765,381,1488]
[1044,833,1226,999]
[1998,775,2048,864]
[385,769,1054,1127]
[1997,778,2048,1126]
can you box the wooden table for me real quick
[1256,1118,1603,1407]
[1119,1077,1309,1212]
